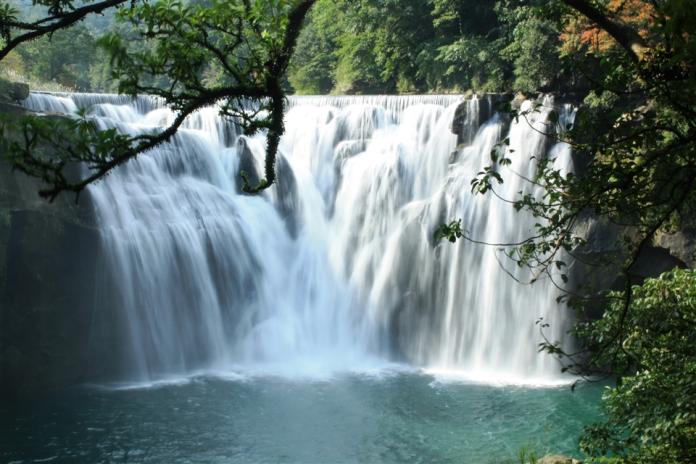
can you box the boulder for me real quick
[0,79,30,103]
[538,455,582,464]
[236,136,261,193]
[654,227,696,268]
[271,152,301,238]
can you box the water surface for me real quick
[1,372,603,464]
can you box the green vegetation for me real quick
[577,269,696,464]
[288,0,559,94]
[0,0,123,89]
[14,24,98,90]
[0,1,570,96]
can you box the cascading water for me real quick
[24,92,575,384]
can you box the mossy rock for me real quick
[0,78,30,103]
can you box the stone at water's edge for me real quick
[538,455,582,464]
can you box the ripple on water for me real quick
[0,373,605,464]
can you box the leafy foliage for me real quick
[2,0,594,96]
[462,0,696,296]
[17,24,98,90]
[576,269,696,464]
[434,219,465,243]
[499,10,563,92]
[286,0,338,94]
[0,109,136,196]
[289,0,524,94]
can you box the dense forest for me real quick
[1,0,651,96]
[289,0,559,94]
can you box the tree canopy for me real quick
[288,0,510,94]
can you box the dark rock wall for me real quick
[0,97,107,396]
[1,207,103,395]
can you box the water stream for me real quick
[23,92,576,384]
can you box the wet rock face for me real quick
[0,101,29,116]
[654,227,696,268]
[450,94,514,146]
[272,153,301,238]
[0,159,107,397]
[570,215,690,320]
[1,208,104,396]
[235,137,301,238]
[236,136,261,193]
[451,98,483,146]
[572,216,690,284]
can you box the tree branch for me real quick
[241,0,315,193]
[0,0,128,61]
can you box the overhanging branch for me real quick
[0,0,128,61]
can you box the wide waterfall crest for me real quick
[24,92,575,385]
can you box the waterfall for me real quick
[23,92,576,384]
